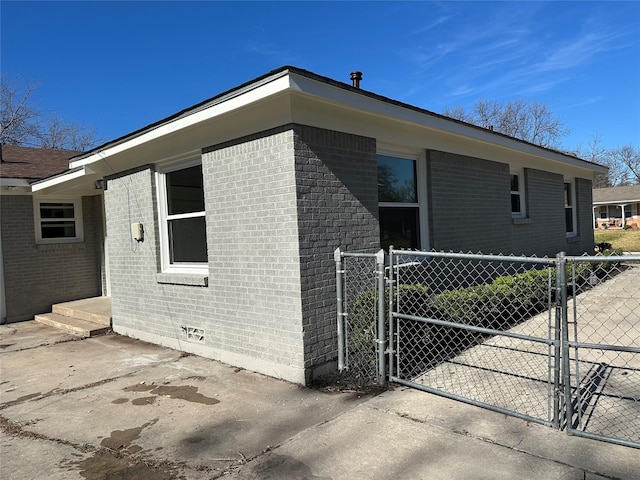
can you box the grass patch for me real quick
[594,229,640,252]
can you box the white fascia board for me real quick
[288,73,607,174]
[31,167,89,192]
[69,74,293,169]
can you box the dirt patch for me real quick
[111,398,128,404]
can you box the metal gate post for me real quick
[552,255,563,429]
[375,249,387,385]
[557,252,573,432]
[334,248,346,371]
[387,247,395,380]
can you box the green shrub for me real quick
[347,284,430,358]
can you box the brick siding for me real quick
[292,125,379,375]
[1,195,102,322]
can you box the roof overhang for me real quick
[31,166,103,196]
[1,178,31,195]
[32,67,607,195]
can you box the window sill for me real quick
[512,217,531,225]
[566,235,580,244]
[156,272,208,287]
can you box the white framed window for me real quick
[34,198,84,244]
[510,172,526,217]
[156,159,207,273]
[377,150,428,251]
[564,180,576,236]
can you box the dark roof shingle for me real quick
[0,145,79,181]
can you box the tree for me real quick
[575,135,640,187]
[0,77,40,145]
[444,99,569,148]
[576,134,623,188]
[612,144,640,184]
[1,75,98,150]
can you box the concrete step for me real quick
[35,312,111,338]
[52,297,112,327]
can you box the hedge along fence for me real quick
[347,250,625,376]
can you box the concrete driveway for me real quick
[1,321,639,480]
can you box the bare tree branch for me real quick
[1,75,99,150]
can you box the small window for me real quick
[510,173,525,217]
[378,155,420,250]
[34,199,84,244]
[599,207,608,219]
[564,181,576,236]
[157,161,207,272]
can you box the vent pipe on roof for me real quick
[350,71,363,88]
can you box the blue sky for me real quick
[2,1,639,152]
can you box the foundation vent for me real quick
[182,326,205,343]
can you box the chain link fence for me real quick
[335,249,385,388]
[564,256,640,448]
[336,248,640,448]
[388,250,560,427]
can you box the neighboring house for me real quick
[18,66,606,383]
[592,185,640,229]
[0,144,105,323]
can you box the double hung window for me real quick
[157,161,207,272]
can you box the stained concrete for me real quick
[1,321,638,480]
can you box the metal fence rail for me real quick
[563,255,640,448]
[336,247,640,449]
[388,250,560,427]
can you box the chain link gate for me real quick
[562,254,640,448]
[336,247,640,448]
[388,250,561,428]
[335,249,386,387]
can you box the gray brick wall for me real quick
[292,125,379,376]
[426,153,595,257]
[105,128,308,383]
[102,126,596,384]
[104,124,380,383]
[511,168,567,256]
[0,195,102,322]
[427,150,513,254]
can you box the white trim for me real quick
[70,74,292,169]
[155,158,208,274]
[31,167,88,192]
[33,197,84,244]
